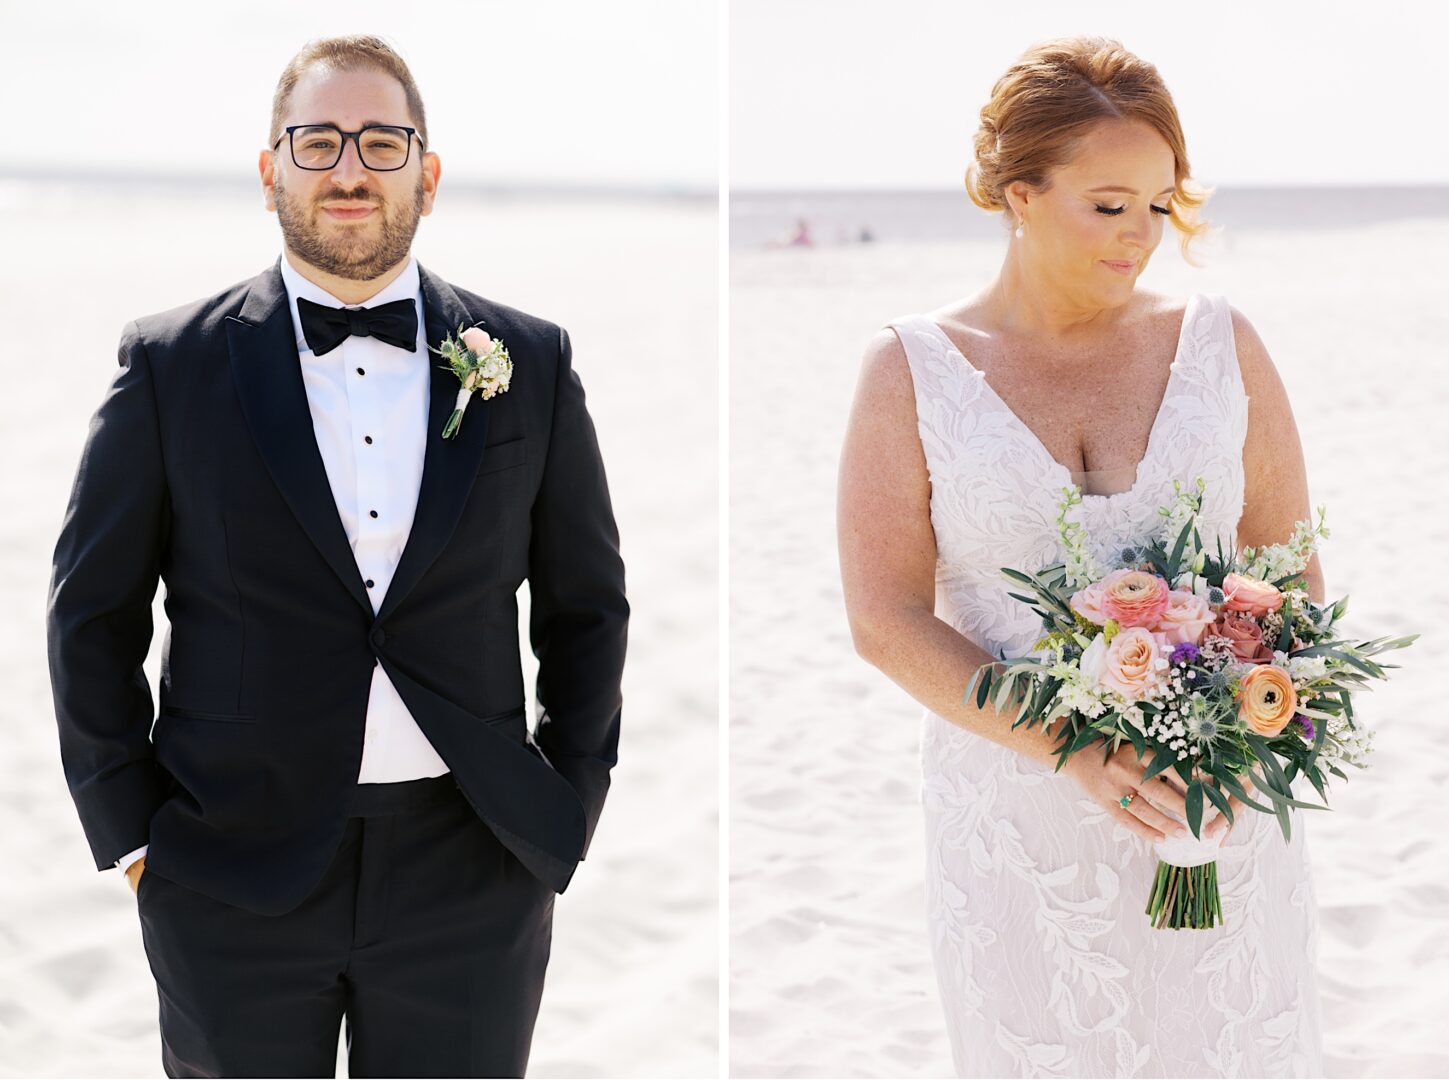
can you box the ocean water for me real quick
[730,185,1449,248]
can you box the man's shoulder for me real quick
[444,280,564,352]
[126,266,267,352]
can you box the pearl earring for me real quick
[1014,223,1025,239]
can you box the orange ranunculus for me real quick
[1238,664,1297,736]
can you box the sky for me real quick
[731,0,1449,190]
[1,0,717,192]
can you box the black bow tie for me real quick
[297,296,418,356]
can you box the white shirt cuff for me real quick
[116,845,149,876]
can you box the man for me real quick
[46,34,627,1077]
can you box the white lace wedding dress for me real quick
[887,294,1324,1078]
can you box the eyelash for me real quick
[1096,204,1173,217]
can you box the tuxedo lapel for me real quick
[223,257,494,625]
[225,257,372,618]
[375,262,492,622]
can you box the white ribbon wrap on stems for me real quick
[1152,813,1226,867]
[453,387,473,415]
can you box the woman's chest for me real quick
[966,332,1179,475]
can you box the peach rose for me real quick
[1154,589,1215,646]
[1069,581,1109,624]
[1221,572,1284,617]
[1098,626,1170,700]
[1238,664,1297,736]
[1099,569,1171,629]
[460,326,494,355]
[1208,611,1275,664]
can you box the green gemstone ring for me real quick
[1120,793,1135,809]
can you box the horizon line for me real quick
[0,166,714,202]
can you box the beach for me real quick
[728,199,1449,1077]
[0,182,718,1078]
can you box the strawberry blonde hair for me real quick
[269,35,429,151]
[966,36,1212,261]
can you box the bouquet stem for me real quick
[1145,860,1221,929]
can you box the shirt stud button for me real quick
[369,510,378,518]
[357,367,365,376]
[365,579,375,588]
[364,435,373,444]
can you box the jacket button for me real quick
[370,628,387,648]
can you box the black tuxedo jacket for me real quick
[47,255,628,915]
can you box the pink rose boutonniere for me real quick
[428,322,513,439]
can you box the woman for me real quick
[838,37,1324,1077]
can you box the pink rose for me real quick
[1069,581,1109,624]
[1099,569,1171,629]
[460,326,493,355]
[1154,589,1214,646]
[1221,572,1283,617]
[1208,611,1275,664]
[1099,627,1170,700]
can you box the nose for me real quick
[330,133,369,182]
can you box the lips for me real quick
[323,204,376,220]
[1101,260,1136,275]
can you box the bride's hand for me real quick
[1062,741,1194,844]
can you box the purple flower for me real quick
[1294,713,1316,741]
[1170,642,1200,666]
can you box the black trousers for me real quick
[135,774,554,1078]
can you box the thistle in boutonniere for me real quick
[428,322,513,439]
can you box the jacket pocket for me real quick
[477,436,527,475]
[161,706,256,724]
[153,709,268,829]
[480,705,528,744]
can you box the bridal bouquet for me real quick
[964,478,1414,930]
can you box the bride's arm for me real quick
[1199,308,1326,838]
[1230,307,1326,605]
[836,328,1073,771]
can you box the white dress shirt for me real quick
[118,252,450,878]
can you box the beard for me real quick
[274,172,425,281]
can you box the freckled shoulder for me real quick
[858,325,917,402]
[1227,304,1291,415]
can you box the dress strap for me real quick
[1177,293,1246,403]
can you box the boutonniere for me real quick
[429,322,513,439]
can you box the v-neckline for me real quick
[924,294,1198,504]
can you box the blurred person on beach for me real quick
[46,34,627,1078]
[838,36,1322,1077]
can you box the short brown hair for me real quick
[269,35,429,152]
[966,36,1211,260]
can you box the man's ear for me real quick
[420,151,441,217]
[259,149,278,212]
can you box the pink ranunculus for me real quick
[1099,568,1172,629]
[1069,580,1109,624]
[460,326,494,355]
[1098,627,1170,700]
[1154,589,1215,646]
[1208,611,1275,664]
[1221,572,1284,617]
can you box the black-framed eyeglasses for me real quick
[272,124,421,171]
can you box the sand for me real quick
[729,216,1449,1077]
[0,183,717,1078]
